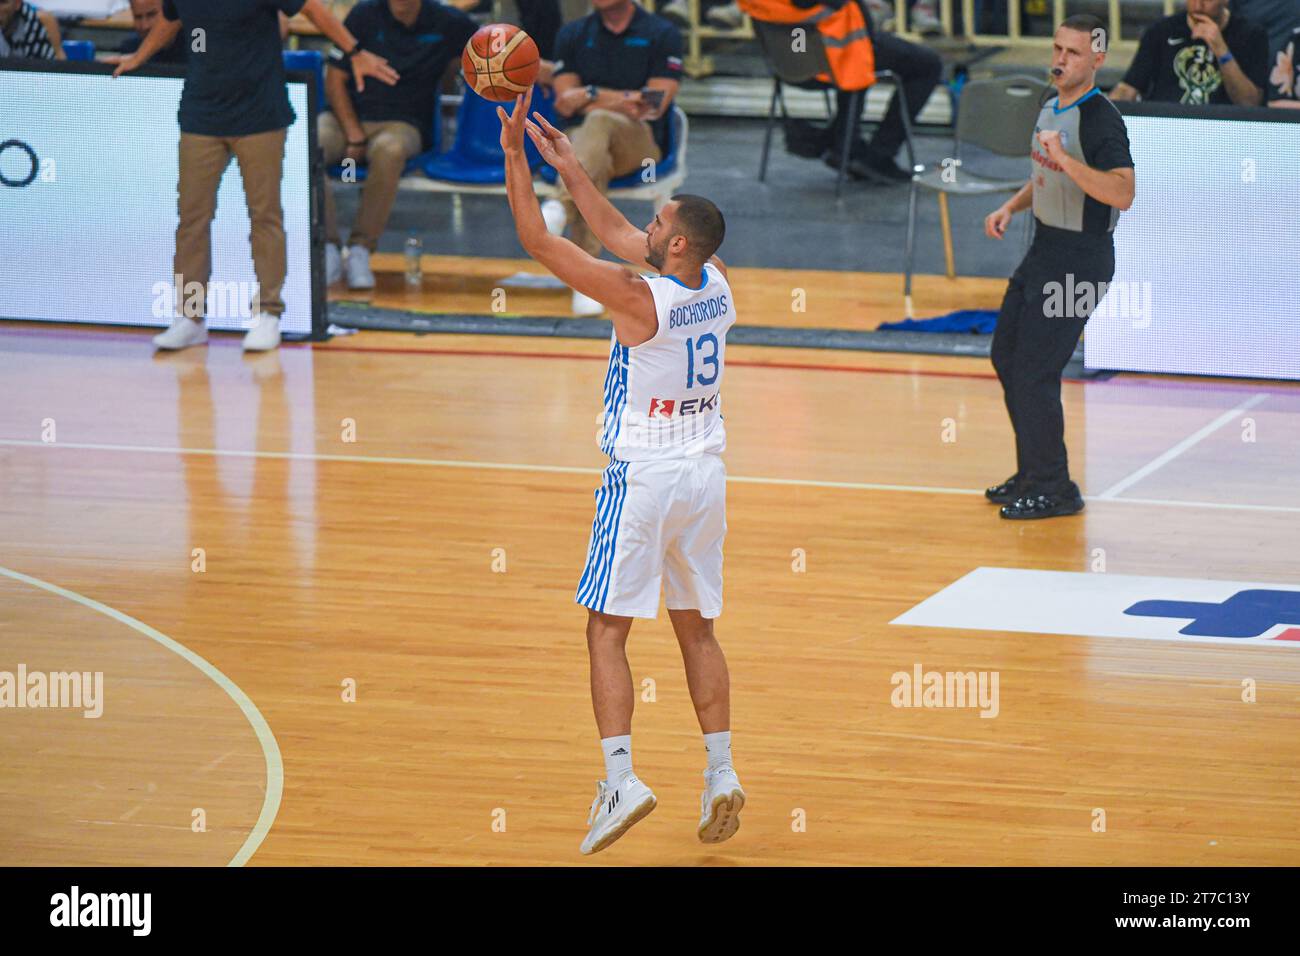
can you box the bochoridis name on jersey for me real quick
[601,262,737,462]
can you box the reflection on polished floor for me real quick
[2,321,1298,866]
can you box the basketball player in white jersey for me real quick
[498,90,744,854]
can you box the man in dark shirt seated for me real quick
[321,0,475,289]
[1111,0,1269,105]
[541,0,684,316]
[108,0,189,65]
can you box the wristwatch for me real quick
[586,84,598,103]
[342,41,363,59]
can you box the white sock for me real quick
[601,734,634,785]
[703,730,732,772]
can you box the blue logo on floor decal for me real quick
[1125,589,1300,638]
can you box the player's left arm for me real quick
[501,92,658,346]
[299,0,399,91]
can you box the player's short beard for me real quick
[646,233,670,271]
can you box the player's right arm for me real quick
[112,14,181,74]
[525,113,653,269]
[502,93,657,347]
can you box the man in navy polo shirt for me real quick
[115,0,398,351]
[541,0,684,316]
[320,0,476,289]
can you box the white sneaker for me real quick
[540,199,567,236]
[152,317,208,351]
[659,0,689,25]
[242,312,281,352]
[572,289,605,316]
[580,775,656,855]
[706,2,743,30]
[345,244,375,290]
[325,242,343,285]
[698,765,745,844]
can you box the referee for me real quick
[983,14,1135,519]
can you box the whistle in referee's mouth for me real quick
[1051,67,1064,76]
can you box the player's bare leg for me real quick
[580,610,656,854]
[587,610,635,736]
[669,609,745,844]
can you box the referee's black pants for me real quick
[990,222,1115,498]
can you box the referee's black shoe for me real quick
[1000,491,1086,520]
[984,475,1021,505]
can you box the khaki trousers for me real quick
[318,112,423,252]
[175,128,288,318]
[554,110,661,256]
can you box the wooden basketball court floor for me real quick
[3,281,1299,867]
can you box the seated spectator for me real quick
[1267,23,1300,105]
[108,0,189,65]
[0,0,61,59]
[1110,0,1269,106]
[740,0,941,183]
[319,0,475,289]
[542,0,683,316]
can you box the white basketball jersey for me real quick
[599,262,736,462]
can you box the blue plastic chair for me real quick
[62,40,94,62]
[422,85,555,185]
[537,105,683,189]
[282,49,326,111]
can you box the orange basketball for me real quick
[461,24,540,102]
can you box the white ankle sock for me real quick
[703,730,732,772]
[601,734,634,785]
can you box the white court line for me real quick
[0,564,283,868]
[3,437,1299,514]
[1096,393,1270,500]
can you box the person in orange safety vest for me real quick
[740,0,942,181]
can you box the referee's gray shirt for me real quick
[1031,87,1134,235]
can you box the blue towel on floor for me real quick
[878,309,998,333]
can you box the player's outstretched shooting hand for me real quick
[496,86,534,153]
[524,112,574,167]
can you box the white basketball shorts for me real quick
[575,454,727,619]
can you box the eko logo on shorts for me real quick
[648,393,718,418]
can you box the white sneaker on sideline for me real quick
[152,317,208,351]
[698,765,745,844]
[706,2,744,30]
[541,199,567,236]
[572,289,604,317]
[325,242,343,285]
[659,0,689,25]
[345,244,375,290]
[242,312,281,352]
[580,775,657,855]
